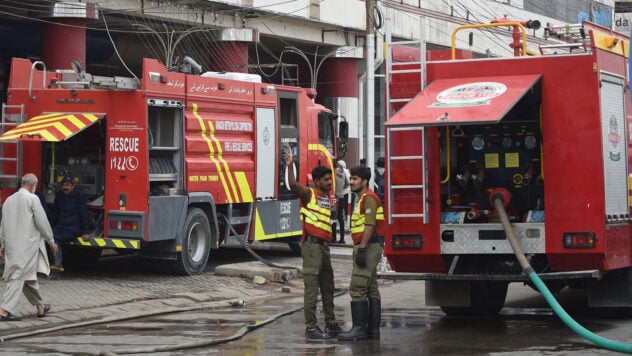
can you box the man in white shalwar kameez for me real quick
[0,173,58,320]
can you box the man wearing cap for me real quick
[50,176,93,276]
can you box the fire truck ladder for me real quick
[0,103,25,187]
[386,127,428,224]
[222,202,254,244]
[385,17,428,224]
[385,16,426,121]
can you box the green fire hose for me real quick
[493,195,632,354]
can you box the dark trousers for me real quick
[332,196,347,242]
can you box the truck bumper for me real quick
[69,237,141,250]
[378,269,600,282]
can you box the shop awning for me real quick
[0,112,106,141]
[386,74,541,127]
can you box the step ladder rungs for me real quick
[391,213,425,218]
[0,158,18,162]
[392,61,422,67]
[392,184,424,189]
[389,98,413,103]
[390,155,424,160]
[391,69,423,74]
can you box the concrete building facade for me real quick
[0,0,618,167]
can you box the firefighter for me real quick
[337,166,384,340]
[283,151,341,340]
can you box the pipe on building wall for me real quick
[41,19,87,70]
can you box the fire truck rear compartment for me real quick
[439,80,543,227]
[434,79,545,266]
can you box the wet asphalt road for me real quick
[1,245,631,355]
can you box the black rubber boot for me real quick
[337,301,369,340]
[368,299,381,339]
[325,322,342,337]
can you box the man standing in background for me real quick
[333,160,349,244]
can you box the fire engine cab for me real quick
[0,57,346,275]
[383,21,632,315]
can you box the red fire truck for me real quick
[383,21,632,315]
[0,57,346,275]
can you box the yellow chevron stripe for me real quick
[192,103,234,203]
[76,239,91,246]
[113,240,126,248]
[69,237,141,249]
[235,171,253,202]
[206,120,240,202]
[308,143,335,191]
[0,113,104,141]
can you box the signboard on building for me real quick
[615,1,632,34]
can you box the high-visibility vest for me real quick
[300,187,332,241]
[351,190,385,244]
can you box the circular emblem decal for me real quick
[263,126,270,145]
[432,82,507,107]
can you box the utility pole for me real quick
[366,0,375,187]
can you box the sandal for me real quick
[0,313,21,321]
[37,304,51,318]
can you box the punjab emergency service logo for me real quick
[608,114,621,162]
[431,82,507,108]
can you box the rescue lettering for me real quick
[110,137,140,152]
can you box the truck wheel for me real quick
[440,281,508,316]
[171,208,211,275]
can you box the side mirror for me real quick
[337,121,348,157]
[338,121,349,142]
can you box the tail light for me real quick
[563,232,597,249]
[109,219,139,231]
[391,234,423,250]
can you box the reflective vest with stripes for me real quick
[300,187,332,241]
[351,190,385,245]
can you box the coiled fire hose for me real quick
[492,192,632,353]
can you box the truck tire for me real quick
[171,208,211,275]
[440,281,508,316]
